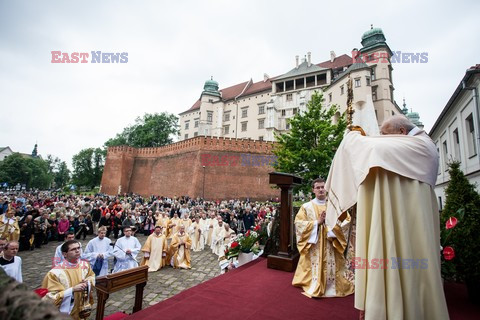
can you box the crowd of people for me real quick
[0,191,277,318]
[0,193,276,272]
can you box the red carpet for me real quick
[125,258,480,320]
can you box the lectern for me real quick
[267,172,302,272]
[95,265,148,320]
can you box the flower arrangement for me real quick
[225,225,262,259]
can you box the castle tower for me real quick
[358,25,400,123]
[199,77,222,137]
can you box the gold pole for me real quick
[346,74,354,130]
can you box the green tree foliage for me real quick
[441,161,480,281]
[46,155,71,188]
[273,91,347,193]
[104,112,179,148]
[0,153,52,189]
[71,148,104,189]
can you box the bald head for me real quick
[380,115,415,135]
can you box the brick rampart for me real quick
[100,137,280,200]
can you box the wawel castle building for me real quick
[179,27,404,141]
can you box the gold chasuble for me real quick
[292,199,354,298]
[42,260,95,320]
[140,233,168,272]
[0,209,20,241]
[169,232,192,269]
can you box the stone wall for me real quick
[100,137,280,200]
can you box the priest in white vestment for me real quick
[112,226,141,273]
[0,241,22,282]
[189,216,205,252]
[211,218,226,256]
[84,226,112,276]
[141,226,168,272]
[325,115,449,320]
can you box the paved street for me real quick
[18,233,221,318]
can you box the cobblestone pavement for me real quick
[18,233,221,318]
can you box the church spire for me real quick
[31,143,38,158]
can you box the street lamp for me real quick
[202,165,206,199]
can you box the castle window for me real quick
[371,67,376,81]
[194,132,198,137]
[224,112,230,122]
[329,93,332,102]
[258,118,265,129]
[184,134,188,139]
[207,111,213,123]
[281,109,286,116]
[224,125,230,134]
[241,107,248,118]
[372,86,378,101]
[241,122,248,132]
[286,93,293,101]
[258,104,265,115]
[340,85,344,95]
[185,121,190,130]
[293,108,298,115]
[366,76,371,86]
[466,114,477,157]
[442,140,448,171]
[259,136,264,141]
[355,78,361,88]
[453,128,461,162]
[194,119,199,128]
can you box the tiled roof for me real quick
[242,79,272,97]
[273,61,328,81]
[317,54,352,70]
[331,62,370,84]
[220,81,250,100]
[182,54,353,114]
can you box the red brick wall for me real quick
[100,137,280,200]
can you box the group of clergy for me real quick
[141,212,236,272]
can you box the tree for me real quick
[71,148,104,189]
[46,154,70,188]
[441,161,480,282]
[0,153,52,189]
[54,161,70,188]
[273,91,347,193]
[105,112,179,148]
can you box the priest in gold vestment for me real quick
[42,240,95,320]
[293,178,355,298]
[169,225,192,269]
[325,116,449,320]
[141,226,168,272]
[0,206,20,241]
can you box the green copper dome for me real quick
[402,99,424,129]
[202,77,221,97]
[361,26,387,49]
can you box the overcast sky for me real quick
[1,0,479,166]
